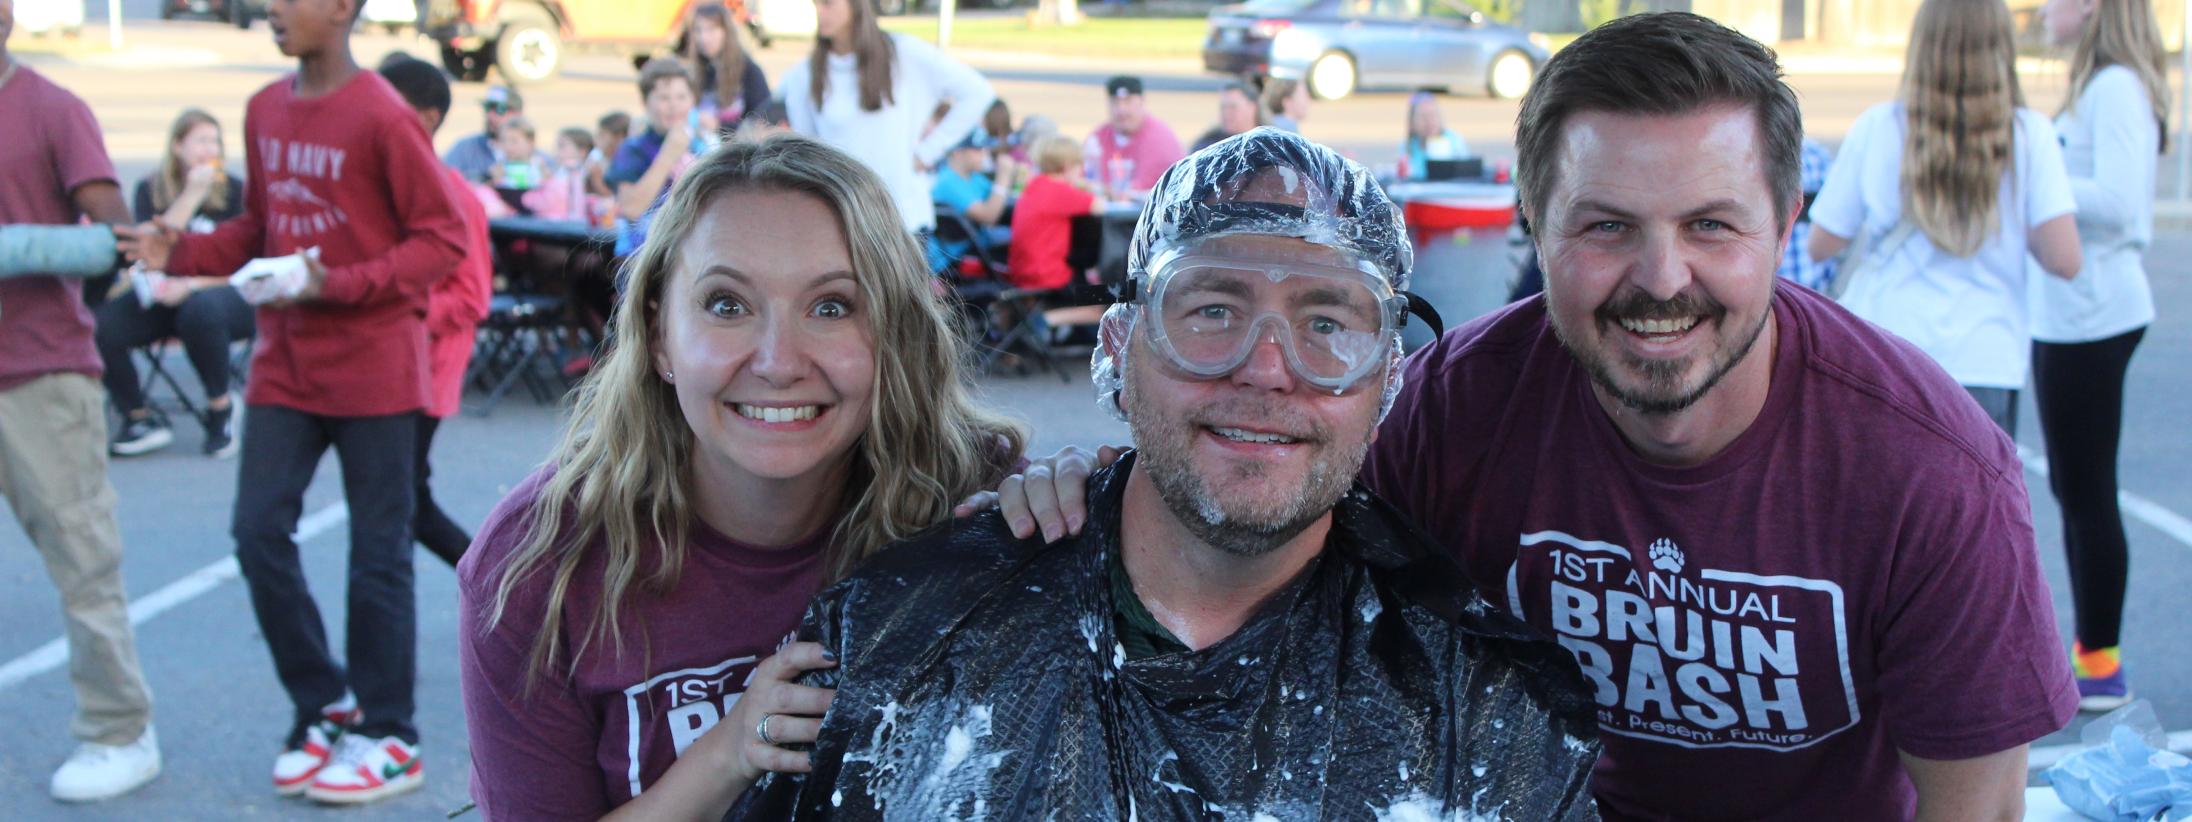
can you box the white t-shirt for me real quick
[2030,65,2158,342]
[1811,102,2075,389]
[781,34,995,233]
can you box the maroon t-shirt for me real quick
[457,468,826,820]
[0,65,117,392]
[1363,286,2076,820]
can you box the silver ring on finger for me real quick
[756,712,779,746]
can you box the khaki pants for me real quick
[0,372,153,745]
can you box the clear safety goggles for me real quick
[1121,248,1440,392]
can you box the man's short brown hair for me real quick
[1514,12,1803,231]
[638,57,696,99]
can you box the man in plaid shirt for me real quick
[1780,137,1837,291]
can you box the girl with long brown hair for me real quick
[95,107,253,459]
[680,3,771,135]
[780,0,994,236]
[2029,0,2170,712]
[1807,0,2082,431]
[458,133,1023,820]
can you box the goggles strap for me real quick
[1403,291,1445,339]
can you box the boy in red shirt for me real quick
[377,56,491,567]
[1006,135,1105,291]
[120,0,466,804]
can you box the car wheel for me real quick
[1307,51,1357,101]
[1486,49,1534,100]
[495,15,562,83]
[230,0,251,28]
[159,3,176,20]
[876,0,907,16]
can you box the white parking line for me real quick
[2018,446,2192,550]
[0,503,349,693]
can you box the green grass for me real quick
[880,16,1212,60]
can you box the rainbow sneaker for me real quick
[272,697,358,796]
[305,733,421,804]
[2073,643,2132,713]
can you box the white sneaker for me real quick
[304,732,422,805]
[273,696,360,796]
[50,726,162,802]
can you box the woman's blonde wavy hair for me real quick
[488,132,1024,685]
[1900,0,2024,257]
[2060,0,2171,153]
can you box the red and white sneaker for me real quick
[304,733,421,804]
[272,698,359,796]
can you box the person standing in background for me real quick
[2029,0,2170,712]
[379,56,493,569]
[782,0,994,236]
[0,0,163,800]
[681,2,771,135]
[1808,0,2082,434]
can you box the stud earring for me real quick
[664,370,674,382]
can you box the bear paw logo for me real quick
[1647,539,1685,574]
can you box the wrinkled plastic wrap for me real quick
[0,224,120,279]
[735,453,1602,820]
[2045,701,2192,821]
[1092,128,1416,423]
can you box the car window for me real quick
[1369,0,1421,18]
[1424,0,1480,20]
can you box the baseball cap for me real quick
[1105,76,1144,98]
[484,86,523,112]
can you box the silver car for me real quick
[1204,0,1550,100]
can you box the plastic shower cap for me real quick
[1092,127,1418,422]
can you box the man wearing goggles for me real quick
[739,129,1597,820]
[1131,243,1422,394]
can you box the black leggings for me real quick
[93,286,255,417]
[414,415,473,567]
[2032,327,2145,650]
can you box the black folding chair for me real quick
[135,336,253,430]
[466,219,610,416]
[933,203,1082,382]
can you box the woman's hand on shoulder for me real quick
[950,445,1121,542]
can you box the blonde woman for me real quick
[1807,0,2082,432]
[96,108,253,458]
[457,134,1023,820]
[2030,0,2169,711]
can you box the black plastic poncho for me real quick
[736,454,1601,820]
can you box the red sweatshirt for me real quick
[427,166,493,418]
[169,70,466,417]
